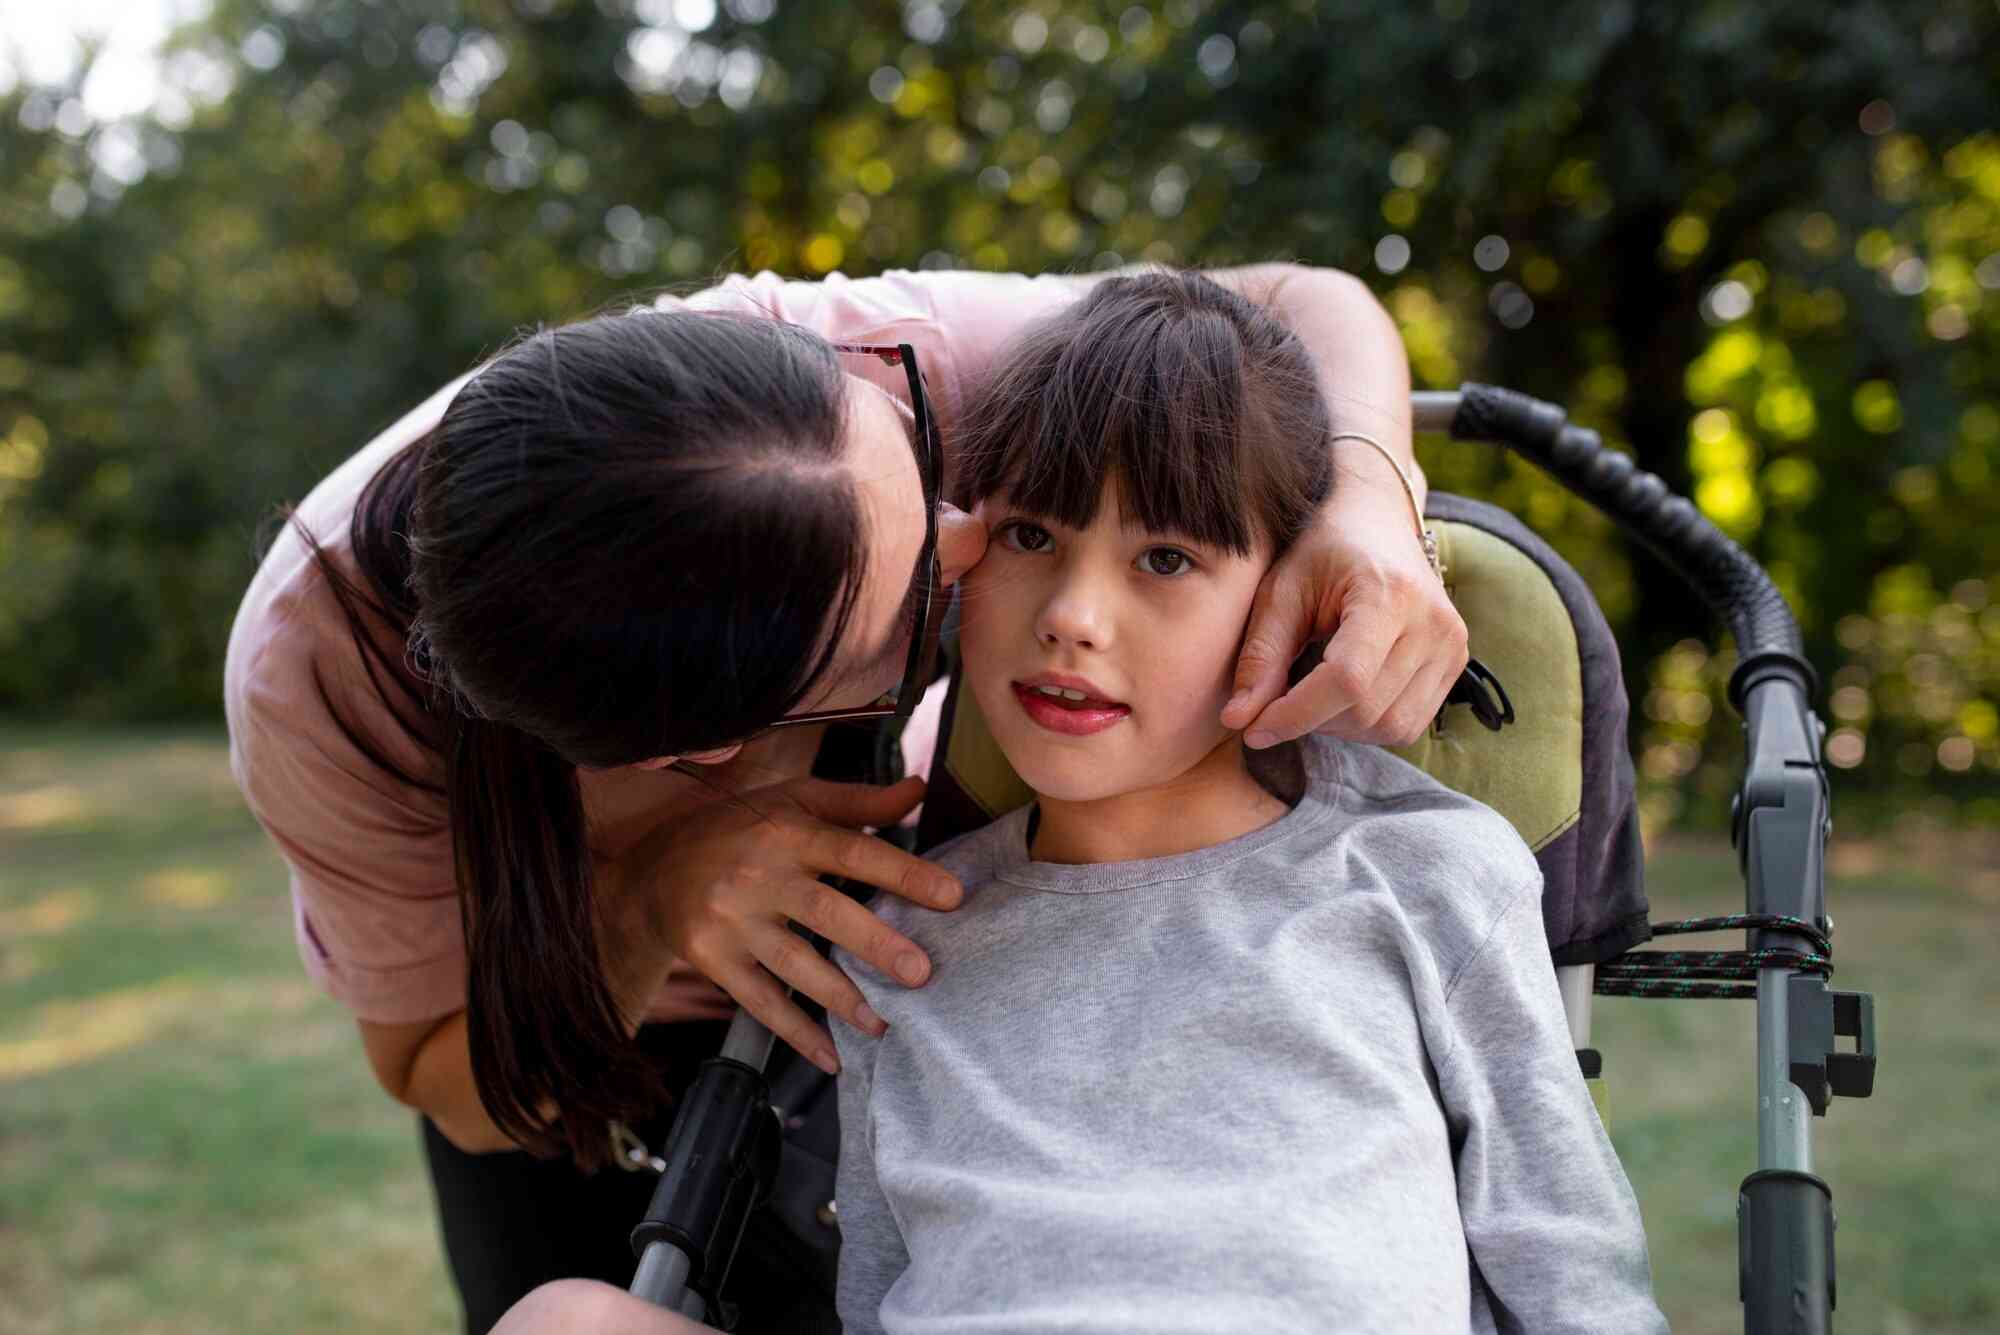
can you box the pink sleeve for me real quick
[684,268,1087,437]
[226,588,465,1025]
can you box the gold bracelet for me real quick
[1329,431,1443,582]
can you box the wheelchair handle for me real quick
[1423,388,1859,1335]
[1415,385,1816,707]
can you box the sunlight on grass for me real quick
[141,867,230,909]
[2,975,324,1080]
[0,785,92,832]
[0,978,204,1079]
[0,887,93,935]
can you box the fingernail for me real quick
[936,879,963,907]
[856,1002,884,1032]
[1246,729,1277,749]
[815,1048,840,1075]
[896,952,929,985]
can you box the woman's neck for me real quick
[1028,736,1291,865]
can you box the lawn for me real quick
[2,727,1993,1333]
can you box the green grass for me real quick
[3,727,1993,1333]
[1,728,456,1335]
[1596,837,2000,1334]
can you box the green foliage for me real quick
[0,0,1994,816]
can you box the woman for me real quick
[222,263,1467,1331]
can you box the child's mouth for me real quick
[1011,682,1131,736]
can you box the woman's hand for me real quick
[603,774,961,1075]
[1205,263,1466,749]
[1221,445,1469,748]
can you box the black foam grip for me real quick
[1451,384,1810,693]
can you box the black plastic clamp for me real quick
[1786,974,1878,1116]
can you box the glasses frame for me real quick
[757,341,944,733]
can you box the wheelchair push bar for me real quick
[1421,385,1876,1335]
[628,1010,782,1325]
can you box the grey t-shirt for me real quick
[832,738,1666,1334]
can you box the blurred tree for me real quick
[0,0,1993,821]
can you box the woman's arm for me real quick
[1208,262,1468,749]
[1214,263,1420,498]
[359,1010,518,1153]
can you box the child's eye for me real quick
[1139,547,1193,576]
[998,520,1053,553]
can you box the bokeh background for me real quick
[2,2,1996,1332]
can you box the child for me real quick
[830,272,1667,1333]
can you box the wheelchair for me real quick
[614,384,1878,1334]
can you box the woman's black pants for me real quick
[418,1022,840,1334]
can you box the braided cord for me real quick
[1593,914,1833,1000]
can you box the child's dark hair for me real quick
[954,269,1333,553]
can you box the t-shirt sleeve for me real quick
[832,1017,907,1335]
[1432,880,1669,1334]
[227,629,465,1025]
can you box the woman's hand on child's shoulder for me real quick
[603,773,963,1074]
[1222,474,1468,750]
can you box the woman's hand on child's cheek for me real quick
[1221,484,1468,749]
[605,773,963,1074]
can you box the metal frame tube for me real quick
[1755,967,1813,1174]
[631,1241,700,1316]
[1412,391,1461,433]
[719,1009,777,1067]
[1555,964,1595,1050]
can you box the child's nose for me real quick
[1034,580,1110,651]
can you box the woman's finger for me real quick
[712,954,840,1075]
[788,774,928,831]
[1221,558,1313,732]
[1393,655,1463,746]
[1339,628,1429,737]
[793,821,963,912]
[1242,599,1400,746]
[779,876,934,988]
[746,919,887,1038]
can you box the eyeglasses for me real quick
[757,341,944,733]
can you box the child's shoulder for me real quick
[1291,736,1543,931]
[917,804,1029,886]
[860,806,1029,940]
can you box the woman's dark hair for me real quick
[954,269,1332,554]
[292,307,868,1165]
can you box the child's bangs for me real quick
[969,307,1293,555]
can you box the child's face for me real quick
[958,477,1271,805]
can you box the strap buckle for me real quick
[609,1119,667,1175]
[1435,655,1515,734]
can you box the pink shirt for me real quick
[223,269,1085,1026]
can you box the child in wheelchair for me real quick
[828,271,1668,1334]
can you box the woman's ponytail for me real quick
[448,710,654,1167]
